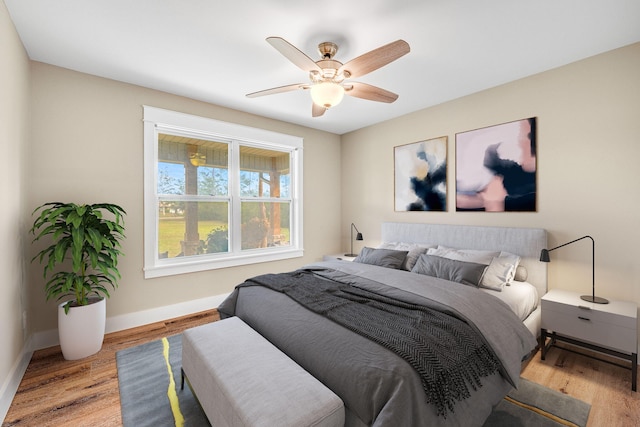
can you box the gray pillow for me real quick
[377,242,435,271]
[411,254,487,287]
[353,247,408,269]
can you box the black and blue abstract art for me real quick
[394,137,447,211]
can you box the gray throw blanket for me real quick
[241,270,503,418]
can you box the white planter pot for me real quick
[58,298,106,360]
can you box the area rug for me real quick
[482,377,590,427]
[116,334,209,426]
[117,335,590,427]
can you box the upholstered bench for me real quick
[181,316,345,427]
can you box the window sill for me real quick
[143,248,304,279]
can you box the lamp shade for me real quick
[310,82,345,109]
[539,249,550,262]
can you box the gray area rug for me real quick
[117,335,590,427]
[483,376,590,427]
[117,334,210,426]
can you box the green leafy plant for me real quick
[205,226,229,253]
[30,202,126,314]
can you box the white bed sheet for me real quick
[481,280,539,322]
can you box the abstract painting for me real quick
[456,117,537,212]
[394,136,447,211]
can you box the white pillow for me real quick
[480,252,522,291]
[427,246,499,265]
[497,251,521,282]
[481,257,515,291]
[514,265,528,282]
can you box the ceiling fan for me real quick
[246,37,410,117]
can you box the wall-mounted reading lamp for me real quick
[345,223,363,257]
[540,235,608,304]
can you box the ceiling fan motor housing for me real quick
[317,42,338,59]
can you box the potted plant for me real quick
[31,202,126,360]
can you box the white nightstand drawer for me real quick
[542,298,636,330]
[541,307,637,354]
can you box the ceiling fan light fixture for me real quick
[189,152,206,167]
[310,82,345,108]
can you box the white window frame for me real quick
[143,106,303,278]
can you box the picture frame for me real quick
[394,136,447,211]
[455,117,537,212]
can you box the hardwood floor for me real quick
[3,309,219,427]
[3,310,639,426]
[520,342,640,427]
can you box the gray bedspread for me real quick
[218,260,537,426]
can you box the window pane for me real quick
[158,134,229,196]
[241,201,291,249]
[280,174,290,198]
[239,146,290,198]
[198,166,228,196]
[158,162,185,195]
[158,201,229,258]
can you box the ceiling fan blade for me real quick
[339,40,410,78]
[246,83,309,98]
[312,102,326,117]
[345,82,399,103]
[267,37,322,73]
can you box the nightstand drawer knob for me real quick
[578,316,591,321]
[578,305,591,310]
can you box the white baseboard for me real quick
[30,293,230,352]
[105,293,229,334]
[0,336,33,424]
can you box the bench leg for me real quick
[632,353,637,392]
[181,368,185,391]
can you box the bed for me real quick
[219,222,547,426]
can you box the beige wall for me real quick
[342,43,640,320]
[23,43,640,343]
[0,0,30,413]
[27,63,342,333]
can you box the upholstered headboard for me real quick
[381,222,548,299]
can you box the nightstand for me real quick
[541,289,638,391]
[322,254,357,262]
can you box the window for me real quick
[143,106,303,278]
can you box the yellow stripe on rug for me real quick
[162,337,185,427]
[503,395,580,427]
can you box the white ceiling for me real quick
[6,0,640,135]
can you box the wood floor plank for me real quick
[3,309,219,426]
[521,342,640,427]
[4,309,639,426]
